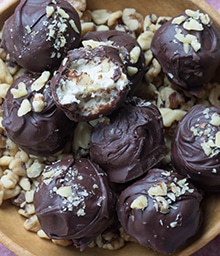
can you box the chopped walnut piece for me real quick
[129,46,141,64]
[183,18,203,31]
[46,6,55,18]
[185,9,200,19]
[172,15,186,25]
[130,195,148,210]
[137,31,154,51]
[159,108,186,127]
[107,10,123,27]
[31,71,50,92]
[67,0,87,18]
[52,239,73,246]
[56,186,72,198]
[122,8,143,33]
[17,99,32,117]
[24,214,41,232]
[127,66,138,76]
[91,9,112,25]
[210,113,220,126]
[10,82,28,99]
[154,196,170,214]
[200,13,210,25]
[148,182,167,196]
[32,93,46,112]
[215,131,220,148]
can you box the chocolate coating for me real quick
[50,45,130,122]
[82,30,146,93]
[2,73,75,156]
[90,97,166,183]
[117,168,203,254]
[34,155,115,251]
[171,104,220,192]
[1,0,81,73]
[151,10,220,94]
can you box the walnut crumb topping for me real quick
[44,0,80,59]
[148,172,194,216]
[172,9,211,53]
[190,108,220,157]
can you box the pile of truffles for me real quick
[1,0,220,255]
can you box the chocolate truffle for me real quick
[2,72,75,156]
[151,9,220,94]
[1,0,81,73]
[117,168,203,254]
[82,30,146,93]
[171,104,220,192]
[34,155,115,251]
[50,45,130,122]
[90,97,166,183]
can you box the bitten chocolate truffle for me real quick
[117,168,203,254]
[82,30,146,93]
[1,0,81,73]
[34,155,115,251]
[50,45,130,122]
[90,97,166,183]
[171,104,220,192]
[151,9,220,94]
[2,72,75,156]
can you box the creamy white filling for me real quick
[56,57,129,105]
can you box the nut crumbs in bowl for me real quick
[1,0,220,256]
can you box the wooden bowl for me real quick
[1,0,220,255]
